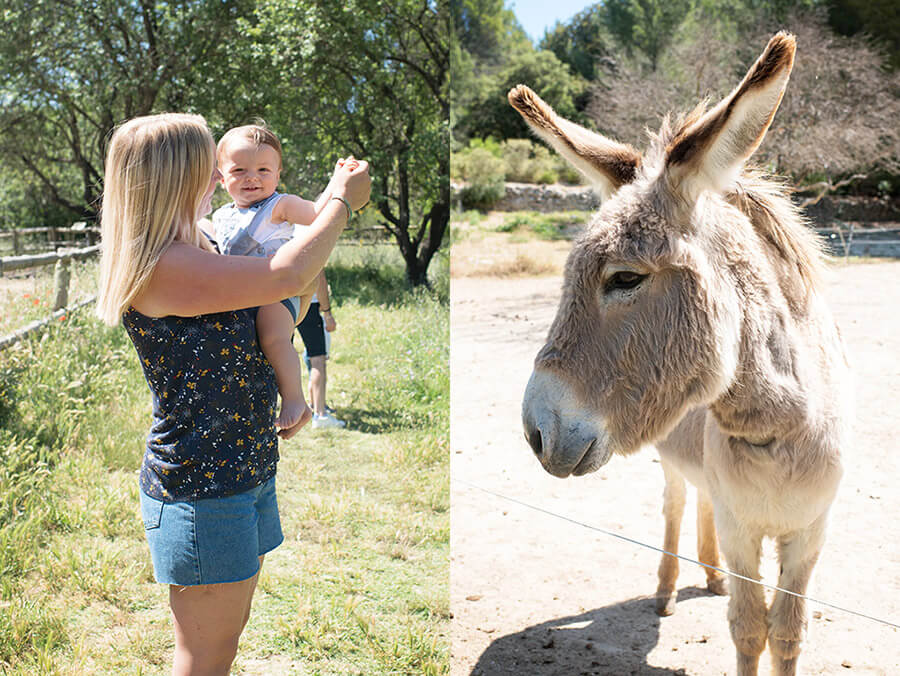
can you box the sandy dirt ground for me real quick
[450,261,900,676]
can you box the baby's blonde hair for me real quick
[96,113,216,325]
[217,122,283,169]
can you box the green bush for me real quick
[500,139,558,184]
[453,147,506,210]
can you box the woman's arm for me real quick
[133,163,370,318]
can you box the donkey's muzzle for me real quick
[522,369,612,478]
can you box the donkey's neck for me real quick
[707,198,820,445]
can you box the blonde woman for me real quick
[97,113,370,675]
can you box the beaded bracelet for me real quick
[331,195,353,220]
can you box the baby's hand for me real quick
[335,156,360,172]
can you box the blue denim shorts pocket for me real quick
[140,492,163,530]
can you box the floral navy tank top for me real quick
[123,307,279,501]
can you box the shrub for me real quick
[500,139,558,184]
[453,148,506,210]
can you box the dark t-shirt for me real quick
[123,307,279,501]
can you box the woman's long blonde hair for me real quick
[96,113,216,325]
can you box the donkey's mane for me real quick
[645,104,825,294]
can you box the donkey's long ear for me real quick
[508,85,641,201]
[665,32,795,199]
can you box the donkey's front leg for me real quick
[655,459,686,616]
[768,514,827,676]
[717,508,767,676]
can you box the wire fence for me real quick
[817,225,900,259]
[453,477,900,631]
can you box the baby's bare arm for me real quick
[273,194,318,226]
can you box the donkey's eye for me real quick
[604,271,647,293]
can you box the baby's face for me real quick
[219,139,281,208]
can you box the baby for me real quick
[211,124,353,431]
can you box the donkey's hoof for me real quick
[655,593,677,616]
[707,575,729,596]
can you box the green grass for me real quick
[0,243,448,675]
[494,211,586,240]
[0,257,99,336]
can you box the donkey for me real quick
[517,33,851,676]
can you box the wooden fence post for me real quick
[12,230,20,256]
[52,255,71,310]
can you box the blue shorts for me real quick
[140,476,284,586]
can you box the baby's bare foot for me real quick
[277,399,311,431]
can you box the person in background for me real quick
[296,270,346,429]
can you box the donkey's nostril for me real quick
[526,427,543,458]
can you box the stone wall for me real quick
[452,181,900,228]
[452,182,599,213]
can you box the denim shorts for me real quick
[140,476,284,586]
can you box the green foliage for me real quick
[0,599,67,667]
[496,211,582,240]
[540,5,614,81]
[826,0,900,69]
[0,0,257,224]
[450,0,531,63]
[452,148,506,209]
[0,1,448,284]
[499,139,559,184]
[452,137,583,192]
[602,0,694,71]
[457,49,589,141]
[246,0,450,287]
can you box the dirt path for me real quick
[450,262,900,675]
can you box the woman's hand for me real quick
[323,311,336,332]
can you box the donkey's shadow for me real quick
[469,587,715,676]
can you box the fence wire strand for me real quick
[453,477,900,631]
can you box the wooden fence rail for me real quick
[0,224,100,256]
[0,297,96,353]
[0,244,102,352]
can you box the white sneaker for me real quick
[312,412,346,429]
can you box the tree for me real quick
[591,12,900,186]
[456,49,588,141]
[248,0,449,286]
[450,0,529,63]
[0,0,255,223]
[540,5,614,81]
[602,0,693,71]
[826,0,900,69]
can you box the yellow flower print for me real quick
[221,348,230,356]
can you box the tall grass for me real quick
[0,243,448,674]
